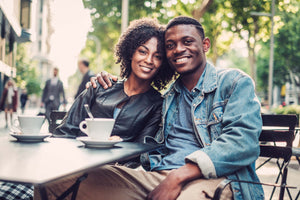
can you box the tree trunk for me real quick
[192,0,214,19]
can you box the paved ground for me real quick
[0,108,299,199]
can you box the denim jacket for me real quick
[146,63,264,200]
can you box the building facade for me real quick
[0,0,54,102]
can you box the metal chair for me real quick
[49,110,67,134]
[213,114,298,200]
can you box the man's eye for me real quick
[166,43,174,50]
[184,40,192,45]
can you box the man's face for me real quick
[53,69,58,77]
[164,24,210,76]
[78,61,85,74]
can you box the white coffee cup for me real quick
[13,115,45,134]
[79,118,115,140]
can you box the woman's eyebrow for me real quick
[140,45,149,51]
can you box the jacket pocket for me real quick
[207,105,224,141]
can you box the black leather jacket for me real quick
[55,81,163,144]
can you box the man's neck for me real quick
[180,63,206,91]
[82,68,89,75]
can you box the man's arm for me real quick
[186,73,262,178]
[147,163,202,200]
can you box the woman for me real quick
[55,18,174,146]
[0,79,18,128]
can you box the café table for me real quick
[0,136,161,200]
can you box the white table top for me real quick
[0,136,159,186]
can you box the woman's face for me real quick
[130,37,163,81]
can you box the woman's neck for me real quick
[124,76,152,96]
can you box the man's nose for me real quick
[174,43,185,54]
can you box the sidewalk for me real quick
[257,157,300,199]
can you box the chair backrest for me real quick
[260,114,297,161]
[49,110,67,134]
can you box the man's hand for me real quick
[147,163,202,200]
[147,170,183,200]
[86,71,118,89]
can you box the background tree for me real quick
[15,43,42,96]
[257,0,300,98]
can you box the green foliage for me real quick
[15,43,41,95]
[273,105,300,115]
[273,105,300,121]
[257,0,300,93]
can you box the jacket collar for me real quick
[171,62,217,94]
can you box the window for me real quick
[20,0,31,29]
[39,18,42,35]
[40,0,44,13]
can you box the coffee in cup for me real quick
[79,118,115,140]
[13,115,45,134]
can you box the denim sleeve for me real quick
[186,74,262,178]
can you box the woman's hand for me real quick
[86,71,118,89]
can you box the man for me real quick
[36,16,263,200]
[74,59,94,99]
[41,67,67,125]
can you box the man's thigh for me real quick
[178,177,233,200]
[35,165,169,200]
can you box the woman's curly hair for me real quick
[115,18,175,91]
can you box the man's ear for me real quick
[203,37,210,52]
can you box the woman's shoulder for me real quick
[144,88,163,103]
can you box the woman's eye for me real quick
[139,50,146,54]
[155,55,162,60]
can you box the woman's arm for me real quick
[54,87,96,138]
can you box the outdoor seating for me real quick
[213,114,298,200]
[49,110,67,134]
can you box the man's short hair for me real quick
[166,16,205,40]
[80,59,89,68]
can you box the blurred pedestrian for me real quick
[20,89,28,114]
[41,67,67,125]
[74,59,94,99]
[0,79,18,128]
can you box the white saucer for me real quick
[77,137,123,148]
[10,132,52,142]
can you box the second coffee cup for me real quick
[79,118,115,140]
[14,115,45,134]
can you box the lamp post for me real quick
[121,0,129,33]
[251,0,275,108]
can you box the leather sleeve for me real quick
[54,86,97,138]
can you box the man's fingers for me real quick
[97,73,109,89]
[91,77,98,88]
[85,81,92,89]
[110,75,118,82]
[101,71,113,87]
